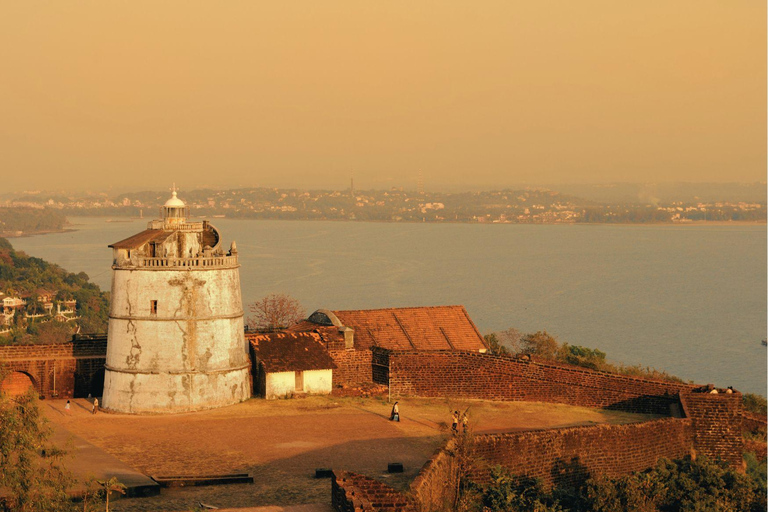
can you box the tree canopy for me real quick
[246,293,306,332]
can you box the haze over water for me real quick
[11,217,767,395]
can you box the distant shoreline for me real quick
[2,218,764,240]
[1,228,77,239]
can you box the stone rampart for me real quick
[0,338,107,398]
[332,471,413,512]
[679,391,745,468]
[388,350,746,468]
[389,350,693,415]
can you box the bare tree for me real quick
[246,293,306,332]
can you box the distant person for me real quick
[451,411,459,433]
[725,386,734,394]
[64,400,71,415]
[709,388,719,394]
[461,412,468,432]
[390,402,400,422]
[92,397,99,414]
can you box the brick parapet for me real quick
[389,351,693,415]
[408,418,694,510]
[332,471,414,512]
[0,339,107,360]
[679,391,745,468]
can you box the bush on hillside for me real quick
[743,393,767,416]
[469,456,766,512]
[488,328,684,383]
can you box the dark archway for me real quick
[73,372,91,398]
[1,371,36,397]
[89,368,105,398]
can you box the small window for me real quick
[150,300,157,315]
[295,371,304,392]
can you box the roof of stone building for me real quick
[291,305,488,352]
[108,229,171,249]
[248,332,337,373]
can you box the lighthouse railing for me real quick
[125,254,239,268]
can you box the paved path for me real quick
[45,400,160,498]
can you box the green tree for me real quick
[484,333,510,356]
[519,331,560,359]
[0,377,75,511]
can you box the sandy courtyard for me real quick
[44,396,655,511]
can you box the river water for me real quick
[9,217,767,395]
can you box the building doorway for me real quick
[295,371,304,392]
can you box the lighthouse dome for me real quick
[164,190,185,208]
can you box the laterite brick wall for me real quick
[389,351,693,414]
[330,349,374,387]
[332,471,413,512]
[410,418,694,511]
[0,339,106,398]
[680,391,744,468]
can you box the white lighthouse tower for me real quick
[102,187,250,413]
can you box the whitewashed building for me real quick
[101,188,251,413]
[248,332,336,399]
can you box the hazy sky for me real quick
[1,1,765,192]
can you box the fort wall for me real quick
[332,471,413,512]
[388,350,692,415]
[330,349,373,387]
[411,418,694,511]
[0,339,107,398]
[388,350,744,468]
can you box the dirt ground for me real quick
[44,396,657,511]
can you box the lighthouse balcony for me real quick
[147,220,205,232]
[114,254,239,269]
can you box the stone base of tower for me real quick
[101,366,251,414]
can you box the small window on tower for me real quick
[150,300,158,315]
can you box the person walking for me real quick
[390,402,400,422]
[92,397,99,414]
[64,400,71,415]
[451,411,459,433]
[461,411,469,432]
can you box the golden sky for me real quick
[0,1,765,192]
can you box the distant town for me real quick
[0,184,765,237]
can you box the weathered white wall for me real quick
[264,369,333,399]
[102,265,251,413]
[303,369,333,395]
[265,371,295,400]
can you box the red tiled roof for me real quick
[295,306,488,352]
[248,332,337,373]
[109,229,170,249]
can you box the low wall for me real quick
[389,351,692,415]
[410,418,694,511]
[332,471,413,512]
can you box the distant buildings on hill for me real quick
[0,292,78,335]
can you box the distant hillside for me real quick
[0,237,109,344]
[0,207,67,236]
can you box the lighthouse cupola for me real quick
[162,186,188,227]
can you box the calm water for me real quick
[10,217,767,395]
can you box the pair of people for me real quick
[451,410,468,433]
